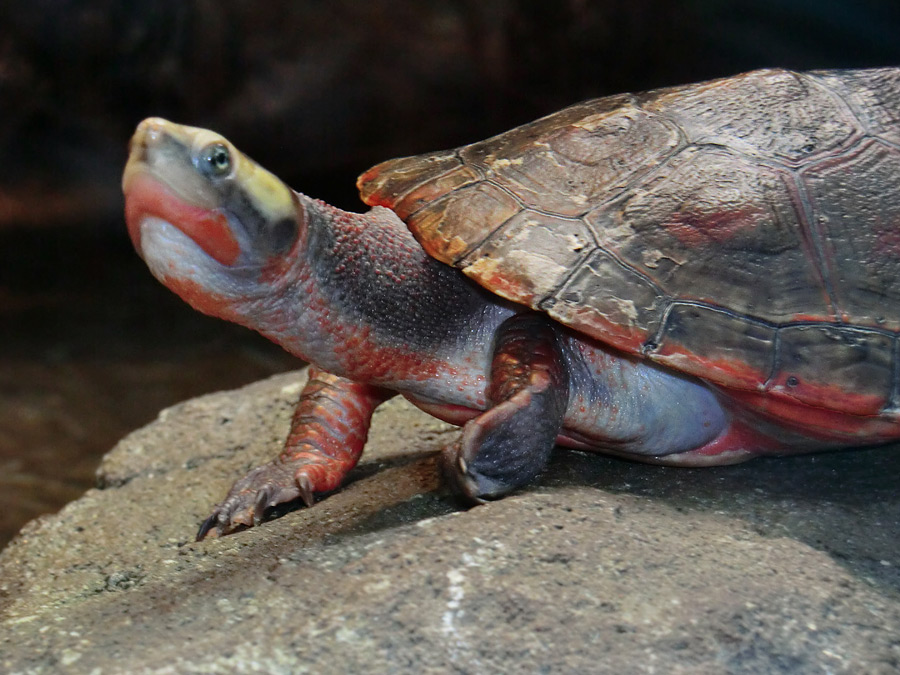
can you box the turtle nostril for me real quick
[136,117,169,145]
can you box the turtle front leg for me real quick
[197,367,393,539]
[441,313,570,502]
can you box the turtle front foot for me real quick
[196,460,319,540]
[441,313,569,503]
[196,368,392,540]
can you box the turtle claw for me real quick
[195,460,317,541]
[297,473,315,508]
[253,486,276,525]
[439,439,488,505]
[196,512,221,541]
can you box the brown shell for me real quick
[358,68,900,418]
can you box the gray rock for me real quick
[1,368,899,674]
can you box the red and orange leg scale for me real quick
[197,366,392,539]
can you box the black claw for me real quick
[196,512,221,541]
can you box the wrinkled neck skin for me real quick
[194,194,512,401]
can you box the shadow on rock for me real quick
[538,442,900,597]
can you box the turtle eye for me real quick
[198,142,233,178]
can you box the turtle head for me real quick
[123,118,305,321]
[124,118,301,267]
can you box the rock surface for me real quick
[1,368,899,673]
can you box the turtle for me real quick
[121,67,900,540]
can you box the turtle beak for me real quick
[125,118,158,166]
[123,118,186,193]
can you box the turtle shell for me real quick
[357,68,900,419]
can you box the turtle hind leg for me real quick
[441,313,569,502]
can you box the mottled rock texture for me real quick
[1,369,899,673]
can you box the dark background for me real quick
[1,0,899,546]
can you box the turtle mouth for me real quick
[123,169,242,267]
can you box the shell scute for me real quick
[811,68,900,147]
[587,146,832,324]
[393,164,481,220]
[769,325,894,415]
[461,104,680,217]
[409,182,520,263]
[548,249,664,353]
[801,139,900,331]
[460,210,594,307]
[357,150,462,217]
[651,304,777,392]
[641,68,860,164]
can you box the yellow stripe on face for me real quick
[125,118,296,225]
[232,151,297,225]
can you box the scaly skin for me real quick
[197,366,392,538]
[440,313,570,500]
[123,119,842,539]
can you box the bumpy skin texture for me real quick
[122,69,900,539]
[197,367,392,539]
